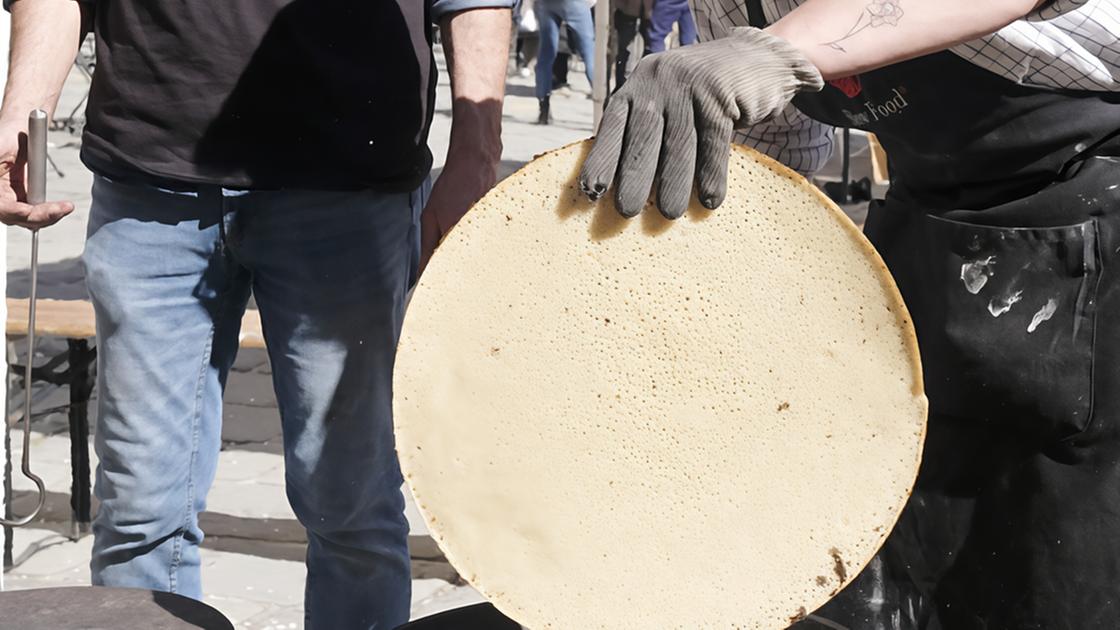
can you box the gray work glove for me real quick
[579,27,824,219]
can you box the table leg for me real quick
[67,339,95,539]
[4,341,17,568]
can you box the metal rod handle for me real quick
[27,110,47,206]
[1,110,49,528]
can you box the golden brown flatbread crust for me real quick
[395,140,927,629]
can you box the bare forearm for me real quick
[0,0,85,127]
[767,0,1045,80]
[440,7,510,166]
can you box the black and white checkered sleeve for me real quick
[734,104,836,177]
[1028,0,1091,20]
[747,0,1120,92]
[694,0,833,176]
[948,0,1119,92]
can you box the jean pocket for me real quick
[916,215,1100,440]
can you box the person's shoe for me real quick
[537,98,552,125]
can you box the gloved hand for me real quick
[579,27,823,219]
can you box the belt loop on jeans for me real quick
[208,186,235,259]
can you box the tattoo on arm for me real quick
[821,0,904,52]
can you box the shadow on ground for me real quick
[505,84,538,99]
[8,257,88,300]
[8,489,458,581]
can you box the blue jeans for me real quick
[83,176,423,629]
[535,0,596,100]
[645,0,696,54]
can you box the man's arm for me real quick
[420,7,511,273]
[581,0,1052,218]
[0,0,86,228]
[767,0,1049,80]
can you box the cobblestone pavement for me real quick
[3,44,873,628]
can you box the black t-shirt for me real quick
[81,0,435,191]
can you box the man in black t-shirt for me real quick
[0,0,511,626]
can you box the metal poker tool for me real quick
[1,110,49,528]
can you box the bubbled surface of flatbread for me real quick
[394,140,926,629]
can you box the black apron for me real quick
[759,27,1120,630]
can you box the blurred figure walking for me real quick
[535,0,595,124]
[644,0,695,54]
[612,0,650,91]
[513,0,539,77]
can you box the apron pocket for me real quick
[916,214,1100,440]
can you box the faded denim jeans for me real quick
[535,0,596,100]
[83,175,424,629]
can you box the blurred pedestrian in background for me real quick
[551,26,579,91]
[644,0,695,54]
[535,0,595,124]
[611,0,650,91]
[513,0,538,77]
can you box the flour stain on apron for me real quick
[986,288,1023,317]
[1027,297,1059,333]
[959,256,996,294]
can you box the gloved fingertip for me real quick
[580,180,608,201]
[700,195,722,210]
[657,201,686,220]
[618,205,641,219]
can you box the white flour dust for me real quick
[961,256,996,294]
[1027,298,1059,333]
[988,290,1023,317]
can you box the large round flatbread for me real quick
[395,140,927,629]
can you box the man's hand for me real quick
[420,148,499,273]
[579,27,823,220]
[0,123,73,229]
[0,0,87,229]
[421,7,509,274]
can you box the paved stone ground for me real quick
[3,43,877,628]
